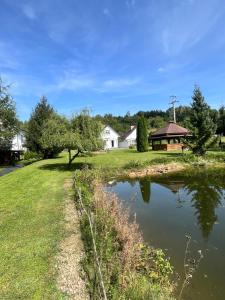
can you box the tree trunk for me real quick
[68,149,80,165]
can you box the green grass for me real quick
[0,148,224,299]
[74,148,184,169]
[0,155,72,299]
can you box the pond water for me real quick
[106,169,225,300]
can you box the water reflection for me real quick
[108,170,225,300]
[139,178,151,203]
[138,175,224,240]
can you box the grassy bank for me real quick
[72,149,225,172]
[0,155,72,299]
[74,169,174,300]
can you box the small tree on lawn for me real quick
[0,79,18,151]
[137,115,148,152]
[189,86,216,155]
[41,110,103,165]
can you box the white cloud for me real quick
[22,4,36,20]
[103,78,139,88]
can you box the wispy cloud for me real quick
[102,78,139,88]
[126,0,135,9]
[22,4,36,20]
[0,42,21,70]
[159,0,224,56]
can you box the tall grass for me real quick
[74,168,174,300]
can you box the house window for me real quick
[105,130,110,134]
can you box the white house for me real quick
[11,131,26,152]
[119,125,137,148]
[101,125,120,149]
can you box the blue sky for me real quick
[1,0,225,120]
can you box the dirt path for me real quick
[57,179,89,300]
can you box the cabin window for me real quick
[105,130,110,134]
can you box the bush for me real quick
[23,151,42,161]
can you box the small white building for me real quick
[101,125,120,149]
[119,126,137,148]
[11,132,26,152]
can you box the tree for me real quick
[188,87,217,155]
[26,96,56,158]
[0,79,18,150]
[137,115,148,152]
[217,106,225,135]
[41,110,103,165]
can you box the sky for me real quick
[1,0,225,120]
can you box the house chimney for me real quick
[130,125,135,130]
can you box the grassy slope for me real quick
[0,155,72,299]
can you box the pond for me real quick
[106,168,225,300]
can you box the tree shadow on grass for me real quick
[38,162,93,172]
[152,152,183,157]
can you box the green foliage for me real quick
[188,87,217,155]
[23,150,43,161]
[41,109,103,165]
[26,96,57,158]
[137,115,149,152]
[0,78,18,150]
[217,106,225,135]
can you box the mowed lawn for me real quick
[0,155,72,299]
[75,148,183,168]
[0,149,182,299]
[1,148,223,299]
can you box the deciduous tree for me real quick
[0,79,18,150]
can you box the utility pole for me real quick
[169,95,179,123]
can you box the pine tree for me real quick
[137,115,148,152]
[189,87,216,155]
[26,96,55,158]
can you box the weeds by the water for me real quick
[178,235,204,300]
[74,168,174,299]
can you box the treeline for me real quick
[95,105,225,135]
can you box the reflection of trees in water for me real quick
[151,174,224,240]
[184,179,223,239]
[139,178,151,203]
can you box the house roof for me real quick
[120,126,136,141]
[102,125,120,137]
[150,122,190,139]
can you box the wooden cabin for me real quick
[150,121,190,151]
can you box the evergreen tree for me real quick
[217,106,225,135]
[189,87,216,155]
[26,96,55,158]
[137,115,148,152]
[0,79,18,150]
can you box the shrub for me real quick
[23,151,42,161]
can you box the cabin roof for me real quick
[150,121,190,139]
